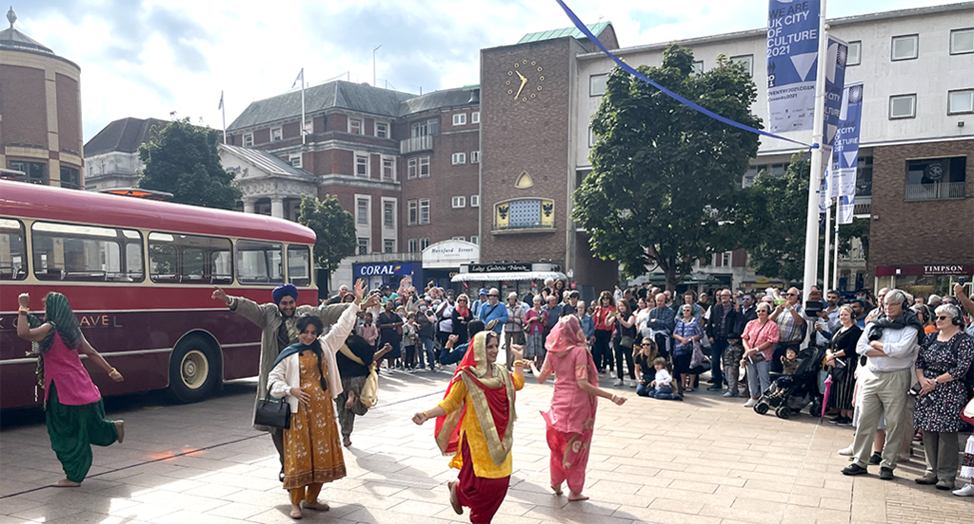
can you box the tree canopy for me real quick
[138,118,240,209]
[297,194,356,276]
[573,45,761,290]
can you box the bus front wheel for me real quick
[169,336,220,403]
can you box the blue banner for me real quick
[767,0,821,133]
[832,83,864,224]
[823,36,849,146]
[354,262,414,278]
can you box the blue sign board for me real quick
[767,0,821,133]
[353,262,414,278]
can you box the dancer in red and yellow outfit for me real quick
[413,331,524,523]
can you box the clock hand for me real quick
[516,70,527,82]
[515,79,527,99]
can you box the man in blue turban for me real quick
[212,281,356,481]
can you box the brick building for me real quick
[0,7,83,189]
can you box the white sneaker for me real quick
[837,445,854,456]
[629,381,637,389]
[743,399,758,408]
[614,379,624,387]
[953,483,974,497]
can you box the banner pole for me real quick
[824,196,831,291]
[833,222,840,290]
[802,0,829,303]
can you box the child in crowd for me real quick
[780,348,799,375]
[634,339,658,397]
[648,357,675,400]
[402,312,418,370]
[581,306,596,346]
[722,335,744,398]
[358,312,378,348]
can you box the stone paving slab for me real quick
[1,372,971,523]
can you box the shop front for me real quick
[874,264,973,298]
[422,240,480,292]
[451,262,567,300]
[353,262,422,292]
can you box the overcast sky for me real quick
[19,0,969,142]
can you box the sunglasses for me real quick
[488,294,499,297]
[936,315,950,321]
[786,293,797,296]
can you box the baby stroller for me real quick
[753,345,826,419]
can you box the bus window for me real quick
[0,218,28,280]
[287,245,311,287]
[148,232,232,284]
[236,240,284,284]
[31,222,144,282]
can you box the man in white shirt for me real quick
[842,289,922,480]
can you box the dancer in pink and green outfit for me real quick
[529,315,626,501]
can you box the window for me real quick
[891,34,918,61]
[452,196,466,208]
[730,54,753,76]
[419,156,430,178]
[419,238,430,251]
[383,200,396,228]
[289,154,302,168]
[8,160,46,184]
[453,113,467,126]
[287,245,311,286]
[692,61,704,74]
[382,157,395,181]
[0,219,27,280]
[271,127,282,141]
[743,166,758,188]
[375,121,389,138]
[357,198,370,225]
[950,28,974,55]
[948,89,974,115]
[905,157,966,201]
[470,195,480,207]
[588,126,597,147]
[357,238,369,255]
[470,235,479,245]
[59,166,80,189]
[355,153,369,178]
[407,239,418,253]
[452,152,466,165]
[889,94,917,119]
[244,133,254,147]
[349,118,363,135]
[408,200,418,225]
[471,151,480,164]
[856,156,873,197]
[419,198,430,224]
[590,74,607,96]
[452,236,465,241]
[847,41,862,66]
[31,222,144,282]
[235,239,282,284]
[383,239,395,254]
[494,198,555,230]
[304,119,313,135]
[407,158,417,180]
[471,111,480,124]
[411,119,438,137]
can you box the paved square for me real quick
[1,371,970,523]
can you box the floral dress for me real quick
[913,332,974,433]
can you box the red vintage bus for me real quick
[0,180,317,409]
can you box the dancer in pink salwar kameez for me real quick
[528,315,626,501]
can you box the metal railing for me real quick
[904,181,966,202]
[400,135,433,154]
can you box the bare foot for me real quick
[448,481,463,515]
[289,504,302,519]
[302,500,329,511]
[53,479,81,488]
[345,391,357,410]
[567,491,589,501]
[114,420,125,444]
[551,483,563,495]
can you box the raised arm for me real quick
[16,293,53,342]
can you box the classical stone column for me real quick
[271,197,285,218]
[242,197,256,214]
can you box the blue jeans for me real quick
[650,385,674,399]
[710,338,728,384]
[745,359,771,398]
[417,336,436,370]
[636,381,653,397]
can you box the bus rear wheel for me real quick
[169,336,220,403]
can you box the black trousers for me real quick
[613,338,636,380]
[593,330,612,372]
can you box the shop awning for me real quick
[452,271,567,283]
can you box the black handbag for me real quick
[254,396,291,429]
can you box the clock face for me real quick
[504,59,545,103]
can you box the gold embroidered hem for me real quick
[282,351,346,491]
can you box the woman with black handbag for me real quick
[825,305,862,426]
[607,299,637,388]
[267,280,378,519]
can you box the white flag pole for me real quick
[832,221,840,290]
[300,68,306,145]
[823,195,831,292]
[220,90,227,145]
[802,0,829,303]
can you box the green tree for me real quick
[138,118,240,209]
[573,45,761,290]
[736,153,870,284]
[297,194,356,277]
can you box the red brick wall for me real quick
[0,65,47,148]
[868,139,974,274]
[55,73,81,156]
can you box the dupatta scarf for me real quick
[434,331,517,466]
